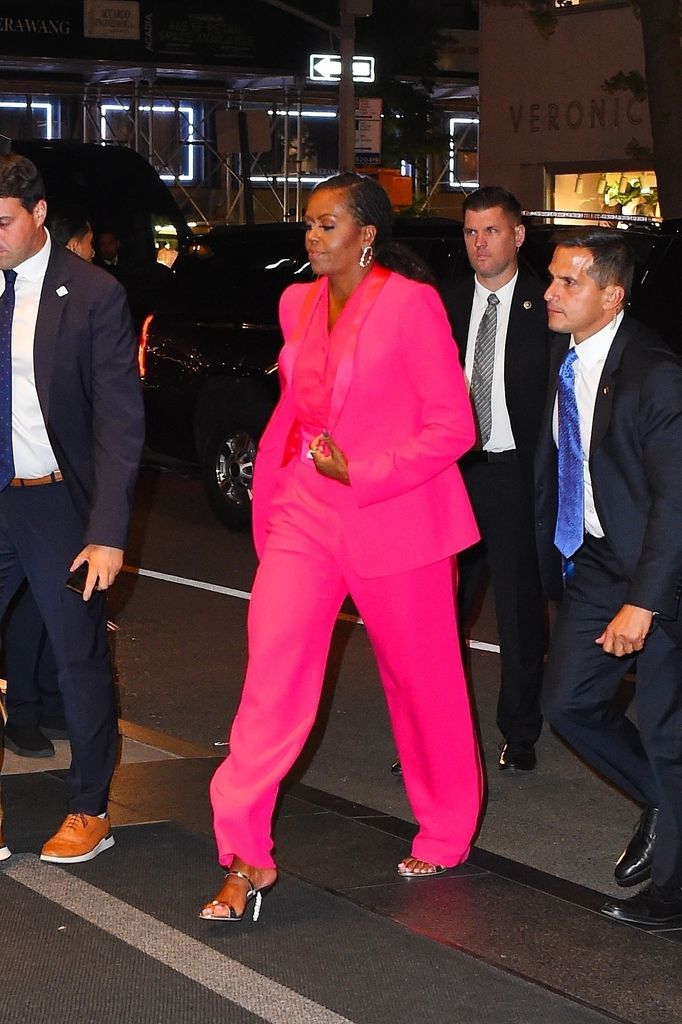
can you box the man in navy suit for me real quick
[0,153,143,864]
[2,582,65,758]
[537,231,682,925]
[441,187,550,772]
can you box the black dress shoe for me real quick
[498,741,536,771]
[614,806,658,887]
[40,717,69,741]
[3,722,55,758]
[390,761,403,776]
[601,883,682,926]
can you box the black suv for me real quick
[11,139,191,328]
[139,216,681,529]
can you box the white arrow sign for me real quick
[309,53,375,83]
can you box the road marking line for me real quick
[123,564,252,600]
[468,640,501,653]
[121,565,501,652]
[4,856,357,1024]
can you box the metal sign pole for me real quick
[338,2,355,172]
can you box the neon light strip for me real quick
[0,101,53,139]
[100,103,196,182]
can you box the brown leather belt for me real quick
[9,470,63,487]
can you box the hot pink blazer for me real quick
[252,269,480,578]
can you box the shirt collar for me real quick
[474,268,518,306]
[570,310,624,370]
[13,229,52,281]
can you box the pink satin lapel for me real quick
[327,265,391,432]
[280,276,327,384]
[279,277,327,465]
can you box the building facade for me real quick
[479,2,658,219]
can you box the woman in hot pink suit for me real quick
[201,173,483,922]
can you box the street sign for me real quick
[309,53,375,83]
[355,96,382,167]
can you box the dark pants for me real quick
[3,582,63,729]
[459,456,546,745]
[543,536,682,887]
[0,482,117,815]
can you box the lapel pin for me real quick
[603,386,609,395]
[523,300,532,309]
[56,285,69,297]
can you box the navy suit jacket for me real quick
[441,262,550,475]
[33,243,144,550]
[535,315,682,641]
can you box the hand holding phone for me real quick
[65,563,89,595]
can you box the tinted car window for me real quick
[161,218,469,323]
[165,226,313,322]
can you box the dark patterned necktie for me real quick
[554,348,584,559]
[0,269,16,490]
[470,292,499,446]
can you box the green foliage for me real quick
[356,3,449,169]
[603,175,658,212]
[602,70,647,102]
[481,0,557,38]
[625,137,654,165]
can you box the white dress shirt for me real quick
[552,311,624,538]
[1,230,60,478]
[464,272,517,453]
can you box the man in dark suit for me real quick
[537,231,682,925]
[2,582,65,757]
[0,153,144,863]
[441,187,550,771]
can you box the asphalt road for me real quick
[110,464,642,897]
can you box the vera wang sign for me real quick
[0,15,71,36]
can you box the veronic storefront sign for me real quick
[509,95,645,134]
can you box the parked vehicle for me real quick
[138,215,682,530]
[10,139,192,327]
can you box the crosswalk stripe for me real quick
[5,856,358,1024]
[121,565,501,652]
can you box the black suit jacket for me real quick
[33,243,144,550]
[441,263,550,474]
[535,315,682,640]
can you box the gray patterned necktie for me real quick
[470,292,499,447]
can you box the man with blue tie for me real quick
[0,153,144,864]
[536,231,682,925]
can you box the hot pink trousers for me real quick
[210,459,483,869]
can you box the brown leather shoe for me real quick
[40,812,115,864]
[0,819,11,862]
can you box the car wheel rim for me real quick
[214,432,255,508]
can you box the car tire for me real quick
[201,421,258,531]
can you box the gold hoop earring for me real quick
[359,245,373,268]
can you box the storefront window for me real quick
[100,102,199,183]
[554,1,629,9]
[0,99,55,140]
[448,115,479,188]
[553,170,659,221]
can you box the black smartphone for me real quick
[65,563,88,595]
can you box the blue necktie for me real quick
[554,348,584,559]
[0,269,16,491]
